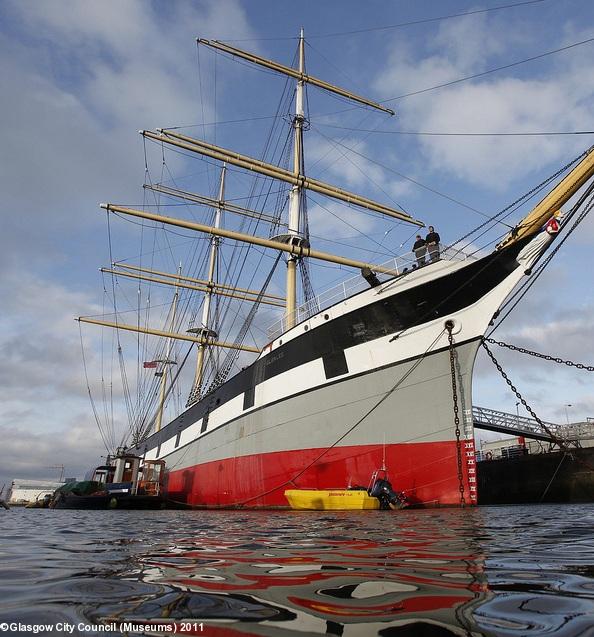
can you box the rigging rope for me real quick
[480,338,594,476]
[488,180,594,333]
[446,148,588,254]
[199,252,282,400]
[78,323,113,455]
[135,343,196,445]
[384,36,594,104]
[217,1,545,41]
[316,124,594,137]
[299,258,318,313]
[308,0,546,38]
[190,63,293,369]
[539,452,569,502]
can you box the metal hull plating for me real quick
[135,244,531,508]
[164,339,481,508]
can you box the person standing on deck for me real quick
[412,235,426,267]
[425,226,441,261]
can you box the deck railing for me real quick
[267,244,471,340]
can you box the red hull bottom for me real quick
[165,439,476,508]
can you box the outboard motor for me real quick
[369,478,408,510]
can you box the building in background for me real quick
[7,479,67,506]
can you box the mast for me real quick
[177,31,421,324]
[188,165,226,405]
[284,28,306,329]
[155,265,181,432]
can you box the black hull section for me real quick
[477,448,594,504]
[52,494,165,510]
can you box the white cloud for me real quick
[308,134,388,188]
[501,304,594,368]
[307,199,377,240]
[0,0,257,479]
[306,132,413,225]
[432,13,507,73]
[0,266,192,480]
[473,291,594,424]
[0,271,101,407]
[0,0,255,237]
[374,15,594,189]
[0,273,111,485]
[0,421,106,488]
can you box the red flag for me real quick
[143,361,158,369]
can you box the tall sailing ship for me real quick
[78,33,594,508]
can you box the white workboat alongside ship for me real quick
[78,33,594,508]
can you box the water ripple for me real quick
[0,505,592,635]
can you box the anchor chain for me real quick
[484,337,594,372]
[481,340,572,453]
[446,321,466,508]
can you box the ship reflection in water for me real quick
[1,506,593,636]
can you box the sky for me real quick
[1,0,594,488]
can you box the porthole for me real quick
[324,314,330,320]
[304,325,309,331]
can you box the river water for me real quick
[1,505,593,636]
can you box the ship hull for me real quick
[163,338,481,508]
[167,441,465,508]
[133,240,538,509]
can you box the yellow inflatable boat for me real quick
[284,489,380,510]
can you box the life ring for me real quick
[485,451,493,460]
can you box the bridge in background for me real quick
[472,406,594,444]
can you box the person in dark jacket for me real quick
[425,226,441,261]
[412,235,426,266]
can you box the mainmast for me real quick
[284,28,306,329]
[187,165,227,406]
[195,31,413,329]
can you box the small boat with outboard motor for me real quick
[285,470,408,510]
